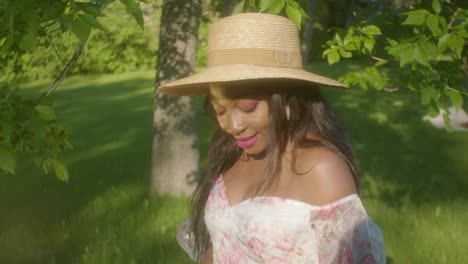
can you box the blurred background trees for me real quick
[0,0,155,180]
[1,0,467,263]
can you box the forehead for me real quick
[209,82,268,102]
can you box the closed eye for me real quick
[239,100,258,113]
[212,103,226,116]
[215,110,225,116]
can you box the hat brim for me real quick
[157,64,347,96]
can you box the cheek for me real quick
[216,116,228,131]
[252,108,269,131]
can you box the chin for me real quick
[243,144,268,158]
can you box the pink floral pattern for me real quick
[177,176,385,263]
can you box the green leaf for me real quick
[358,78,368,90]
[399,45,415,67]
[420,40,437,60]
[364,25,381,36]
[72,18,91,42]
[448,34,463,57]
[375,60,388,67]
[97,0,118,4]
[436,53,454,62]
[446,89,463,109]
[427,104,439,117]
[260,0,285,14]
[386,38,398,47]
[120,0,144,28]
[21,0,40,33]
[432,0,441,15]
[60,13,73,31]
[53,160,69,182]
[19,32,37,51]
[326,49,340,64]
[403,10,428,26]
[43,2,67,21]
[343,33,353,45]
[0,145,15,174]
[420,86,437,105]
[1,35,14,54]
[78,14,106,31]
[287,0,300,9]
[437,33,451,53]
[426,14,440,37]
[259,0,270,11]
[76,2,105,17]
[233,0,245,14]
[438,16,447,31]
[338,48,352,58]
[353,36,362,50]
[334,33,343,45]
[344,43,357,51]
[414,45,430,66]
[35,105,56,121]
[299,6,310,19]
[363,38,374,53]
[285,4,302,29]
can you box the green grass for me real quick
[1,68,467,263]
[1,72,192,263]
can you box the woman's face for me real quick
[210,91,270,158]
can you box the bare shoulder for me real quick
[289,147,357,206]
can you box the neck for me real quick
[240,148,269,161]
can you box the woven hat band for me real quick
[207,49,303,69]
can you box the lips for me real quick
[236,134,258,149]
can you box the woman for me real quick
[159,13,385,263]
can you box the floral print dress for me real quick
[177,176,385,263]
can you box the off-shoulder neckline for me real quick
[218,174,360,210]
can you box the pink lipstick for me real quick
[236,134,257,149]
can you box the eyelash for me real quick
[214,103,257,116]
[241,104,257,113]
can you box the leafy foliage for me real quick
[233,0,309,29]
[323,0,467,129]
[0,0,146,179]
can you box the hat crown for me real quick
[207,13,303,69]
[208,13,301,53]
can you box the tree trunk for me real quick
[301,0,320,65]
[151,0,201,195]
[344,0,354,30]
[223,0,235,16]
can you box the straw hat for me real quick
[157,13,345,96]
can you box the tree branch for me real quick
[446,87,468,97]
[371,55,388,62]
[36,41,86,105]
[47,35,67,66]
[448,8,461,29]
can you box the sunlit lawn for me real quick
[0,65,467,263]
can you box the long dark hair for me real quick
[190,82,357,262]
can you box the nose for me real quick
[226,112,246,136]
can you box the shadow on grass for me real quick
[323,85,468,208]
[308,61,468,207]
[0,72,191,263]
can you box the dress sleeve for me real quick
[309,197,386,264]
[176,218,197,261]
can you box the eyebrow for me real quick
[210,98,236,106]
[210,96,262,104]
